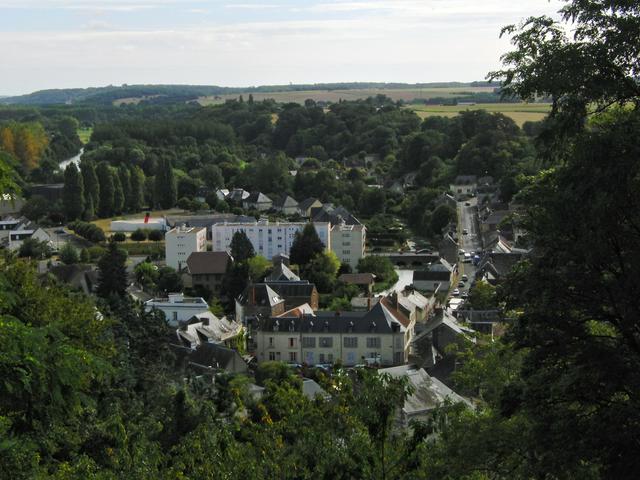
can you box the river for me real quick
[58,147,84,170]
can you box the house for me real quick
[235,283,286,323]
[250,301,407,366]
[8,227,51,250]
[449,175,477,199]
[265,261,300,282]
[330,222,366,267]
[227,188,250,204]
[412,258,456,292]
[211,219,330,260]
[456,309,502,337]
[165,225,207,271]
[243,192,273,211]
[185,251,232,295]
[49,264,99,295]
[174,311,244,348]
[312,205,362,226]
[338,272,376,294]
[298,198,323,218]
[438,233,458,266]
[266,281,319,311]
[379,365,471,429]
[475,251,526,285]
[175,342,249,375]
[145,293,209,327]
[273,195,300,215]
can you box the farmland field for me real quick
[197,86,496,105]
[408,103,551,126]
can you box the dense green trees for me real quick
[96,241,128,298]
[96,161,115,217]
[229,230,255,262]
[290,223,325,267]
[62,163,85,220]
[154,157,177,209]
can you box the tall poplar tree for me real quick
[80,159,100,209]
[118,165,131,212]
[113,173,124,215]
[129,165,145,212]
[96,162,114,218]
[62,163,85,221]
[155,158,177,209]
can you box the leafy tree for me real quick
[156,266,183,293]
[112,231,126,242]
[79,248,90,263]
[59,242,79,264]
[148,229,163,241]
[229,230,255,262]
[247,255,271,282]
[83,194,94,221]
[20,195,49,221]
[131,228,148,241]
[18,237,52,259]
[96,241,128,297]
[62,163,85,221]
[155,157,177,209]
[118,164,131,212]
[467,280,497,310]
[304,251,340,293]
[113,171,125,214]
[221,262,249,302]
[290,223,325,267]
[134,260,158,289]
[129,165,145,211]
[80,159,100,211]
[96,162,114,217]
[429,204,456,235]
[357,256,397,284]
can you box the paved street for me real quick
[455,198,482,297]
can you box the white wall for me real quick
[212,221,330,260]
[165,227,207,270]
[330,224,366,267]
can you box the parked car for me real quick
[458,281,465,287]
[465,201,471,206]
[461,291,469,298]
[452,289,460,296]
[462,229,468,235]
[461,274,468,281]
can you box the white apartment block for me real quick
[165,225,207,270]
[330,223,366,267]
[144,293,209,327]
[211,220,331,260]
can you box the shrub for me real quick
[112,232,126,242]
[68,220,106,243]
[131,229,148,242]
[147,229,164,241]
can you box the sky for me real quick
[0,0,563,96]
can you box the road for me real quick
[455,198,482,297]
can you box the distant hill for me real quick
[0,81,497,106]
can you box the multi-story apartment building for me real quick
[330,222,366,267]
[250,302,408,367]
[165,225,207,270]
[211,220,330,260]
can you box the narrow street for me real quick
[456,198,482,295]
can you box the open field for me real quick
[408,103,551,126]
[197,86,496,105]
[77,127,93,144]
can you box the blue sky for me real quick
[0,0,562,95]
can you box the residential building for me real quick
[8,227,51,250]
[438,233,458,266]
[227,188,250,204]
[211,219,330,260]
[330,222,366,267]
[265,261,300,282]
[380,365,470,430]
[267,281,319,311]
[338,273,376,294]
[49,264,98,295]
[145,293,209,327]
[273,195,300,215]
[312,204,362,226]
[250,302,407,366]
[185,251,232,295]
[235,283,286,323]
[165,225,207,270]
[173,342,249,375]
[298,198,323,218]
[243,192,273,211]
[174,311,244,348]
[449,175,477,199]
[412,258,457,292]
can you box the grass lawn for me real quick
[77,127,93,144]
[407,102,551,126]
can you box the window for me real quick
[342,250,350,255]
[288,337,296,348]
[269,337,274,347]
[319,353,325,363]
[319,337,333,348]
[269,352,276,361]
[366,337,381,348]
[172,312,178,322]
[302,337,316,348]
[328,353,333,363]
[289,352,297,362]
[344,337,358,348]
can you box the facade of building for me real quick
[8,227,51,250]
[330,222,366,267]
[165,226,207,270]
[145,293,209,326]
[212,220,330,260]
[185,251,232,295]
[449,175,478,199]
[251,303,407,366]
